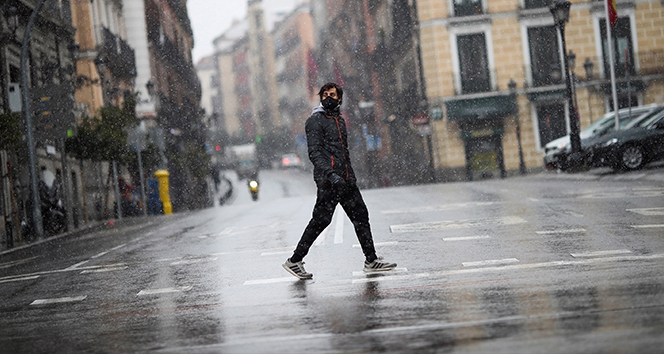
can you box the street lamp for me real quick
[583,58,595,122]
[568,50,579,110]
[509,79,526,175]
[550,0,581,155]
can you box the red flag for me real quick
[607,0,618,27]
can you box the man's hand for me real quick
[329,173,347,189]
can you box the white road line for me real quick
[462,258,519,267]
[110,243,126,251]
[352,268,408,276]
[170,257,218,265]
[352,241,398,248]
[0,275,40,284]
[570,249,631,258]
[443,235,491,241]
[0,256,40,269]
[243,277,298,285]
[80,266,128,274]
[137,286,192,296]
[536,228,586,235]
[30,295,87,305]
[90,251,109,259]
[381,202,498,214]
[334,210,344,244]
[65,260,90,270]
[390,216,526,233]
[631,224,664,229]
[627,207,664,215]
[314,225,330,246]
[260,251,291,256]
[351,253,664,284]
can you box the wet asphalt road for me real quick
[1,166,663,353]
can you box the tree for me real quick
[0,112,22,151]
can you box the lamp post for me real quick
[550,0,581,155]
[508,79,526,175]
[583,58,595,122]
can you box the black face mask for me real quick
[321,96,340,110]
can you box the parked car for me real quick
[586,109,664,170]
[280,153,302,169]
[543,104,663,170]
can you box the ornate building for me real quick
[416,0,664,180]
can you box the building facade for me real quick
[271,2,316,160]
[309,0,430,187]
[416,0,664,180]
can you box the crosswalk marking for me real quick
[352,241,398,248]
[137,286,192,296]
[627,207,664,215]
[570,249,631,258]
[30,295,87,305]
[334,210,344,244]
[390,216,526,233]
[536,228,586,235]
[462,258,519,267]
[630,224,664,229]
[351,253,664,284]
[443,235,490,241]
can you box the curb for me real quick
[0,216,151,256]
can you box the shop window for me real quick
[536,102,566,147]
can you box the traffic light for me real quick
[31,84,75,142]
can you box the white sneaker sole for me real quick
[282,263,313,279]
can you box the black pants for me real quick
[291,182,377,263]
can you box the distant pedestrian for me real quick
[283,82,396,279]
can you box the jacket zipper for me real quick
[331,116,350,180]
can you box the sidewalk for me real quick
[0,215,158,256]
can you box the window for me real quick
[600,17,635,78]
[528,26,562,87]
[457,33,491,94]
[536,102,566,147]
[453,0,483,17]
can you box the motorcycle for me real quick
[39,171,66,235]
[248,179,259,201]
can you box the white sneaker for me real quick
[283,259,313,279]
[364,257,397,272]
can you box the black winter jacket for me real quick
[305,105,357,186]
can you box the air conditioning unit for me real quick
[8,83,22,112]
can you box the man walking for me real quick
[283,82,396,279]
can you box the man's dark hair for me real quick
[318,82,343,101]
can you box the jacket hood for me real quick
[312,105,326,115]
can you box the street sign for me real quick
[430,105,443,121]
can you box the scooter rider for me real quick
[282,82,397,279]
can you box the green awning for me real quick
[445,94,516,122]
[526,88,566,102]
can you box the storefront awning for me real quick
[445,94,517,122]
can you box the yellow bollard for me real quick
[154,170,172,215]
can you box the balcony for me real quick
[153,35,201,95]
[101,28,137,79]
